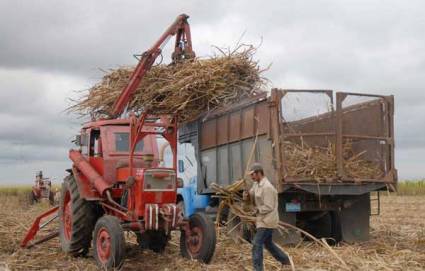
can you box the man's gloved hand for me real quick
[242,190,249,201]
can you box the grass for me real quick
[396,179,425,196]
[0,186,32,197]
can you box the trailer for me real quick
[179,88,396,243]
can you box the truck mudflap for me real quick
[338,193,370,242]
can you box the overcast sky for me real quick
[0,0,423,184]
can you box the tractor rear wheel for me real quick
[93,215,125,270]
[180,212,216,263]
[59,175,96,256]
[48,191,55,205]
[28,191,37,205]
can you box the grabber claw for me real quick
[21,206,59,248]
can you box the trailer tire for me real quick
[330,211,342,244]
[180,212,216,263]
[48,191,55,205]
[300,211,342,245]
[59,175,96,256]
[93,215,125,270]
[28,191,37,205]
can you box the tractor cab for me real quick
[77,118,161,186]
[73,116,180,219]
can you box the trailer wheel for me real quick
[59,175,96,256]
[93,216,125,270]
[48,191,55,205]
[180,212,216,263]
[136,230,169,253]
[299,211,342,245]
[28,191,37,205]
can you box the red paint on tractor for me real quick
[62,190,72,241]
[96,228,112,264]
[69,150,111,195]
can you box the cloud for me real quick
[0,0,424,183]
[0,68,86,183]
[0,1,230,76]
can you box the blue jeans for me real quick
[252,228,290,271]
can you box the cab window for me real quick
[80,133,89,155]
[115,132,144,152]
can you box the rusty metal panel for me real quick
[337,93,395,182]
[284,112,335,135]
[201,119,216,150]
[229,142,242,181]
[241,107,255,139]
[241,138,255,175]
[229,111,241,142]
[201,148,216,187]
[341,99,384,137]
[217,145,230,186]
[217,115,228,145]
[279,90,336,183]
[257,135,276,183]
[255,101,270,135]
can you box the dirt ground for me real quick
[0,195,424,271]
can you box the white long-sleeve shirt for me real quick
[249,177,279,229]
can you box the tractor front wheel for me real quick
[180,212,216,263]
[93,216,125,270]
[59,175,96,256]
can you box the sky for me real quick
[0,0,423,184]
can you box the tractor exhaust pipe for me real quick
[69,150,111,195]
[69,150,128,212]
[106,190,127,211]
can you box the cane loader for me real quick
[21,14,216,270]
[29,171,55,205]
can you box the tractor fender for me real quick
[70,167,102,201]
[177,185,211,217]
[177,187,195,217]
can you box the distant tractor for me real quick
[29,171,55,205]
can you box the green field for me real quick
[0,185,32,196]
[396,179,425,195]
[0,180,424,197]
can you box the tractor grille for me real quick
[144,170,175,191]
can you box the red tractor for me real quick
[29,171,55,205]
[21,14,216,270]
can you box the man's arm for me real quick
[243,187,255,205]
[248,187,255,204]
[257,186,275,215]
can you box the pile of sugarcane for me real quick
[69,45,264,122]
[283,140,383,180]
[211,180,350,270]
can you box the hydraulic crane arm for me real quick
[112,14,195,117]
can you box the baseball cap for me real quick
[249,163,263,174]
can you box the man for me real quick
[243,163,290,271]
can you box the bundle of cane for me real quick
[68,45,265,123]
